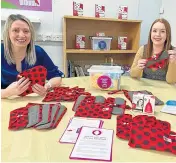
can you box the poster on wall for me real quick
[1,0,52,12]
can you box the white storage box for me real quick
[91,37,112,50]
[87,65,124,90]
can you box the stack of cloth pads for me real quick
[72,89,164,119]
[72,95,129,119]
[116,114,176,155]
[42,86,91,102]
[8,103,67,130]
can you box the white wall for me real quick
[161,0,176,47]
[137,0,162,45]
[1,0,162,71]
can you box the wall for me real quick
[161,0,176,46]
[1,0,162,71]
[137,0,162,45]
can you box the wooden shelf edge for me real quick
[64,15,142,23]
[66,49,137,54]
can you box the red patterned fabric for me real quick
[117,114,176,155]
[145,51,169,70]
[74,96,114,119]
[8,103,67,130]
[51,106,67,128]
[8,107,28,130]
[42,86,91,102]
[17,65,47,96]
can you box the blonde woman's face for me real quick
[151,22,167,46]
[9,20,31,48]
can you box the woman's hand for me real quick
[168,50,176,63]
[137,59,148,69]
[32,83,48,96]
[5,77,31,97]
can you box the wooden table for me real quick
[1,76,176,162]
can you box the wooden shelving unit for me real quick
[63,15,142,77]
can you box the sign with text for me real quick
[1,0,52,12]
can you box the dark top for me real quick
[1,43,64,89]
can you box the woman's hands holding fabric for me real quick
[32,83,48,96]
[6,77,31,96]
[168,50,176,63]
[137,59,148,69]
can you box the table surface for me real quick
[1,76,176,162]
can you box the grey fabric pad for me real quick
[35,104,51,127]
[36,104,60,129]
[128,91,164,105]
[114,98,125,105]
[112,107,124,115]
[26,105,40,128]
[52,105,66,128]
[112,98,125,115]
[72,95,86,111]
[95,96,106,103]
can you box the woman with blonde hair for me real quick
[1,14,64,98]
[130,18,176,84]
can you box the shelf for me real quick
[66,49,137,54]
[1,16,41,24]
[64,15,142,23]
[63,15,141,77]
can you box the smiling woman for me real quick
[130,18,176,84]
[1,14,64,99]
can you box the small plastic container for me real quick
[87,65,124,90]
[91,37,112,50]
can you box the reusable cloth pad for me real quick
[17,65,47,96]
[116,114,176,155]
[9,107,29,130]
[42,86,91,102]
[35,104,60,129]
[26,105,40,128]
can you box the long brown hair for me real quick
[145,18,172,58]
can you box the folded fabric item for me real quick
[146,50,169,69]
[26,105,40,128]
[26,103,43,123]
[8,103,67,130]
[35,104,67,129]
[116,114,176,155]
[51,105,67,128]
[73,95,128,119]
[17,65,47,96]
[42,86,91,102]
[74,95,113,119]
[9,107,29,130]
[108,89,164,106]
[34,104,52,127]
[35,104,60,129]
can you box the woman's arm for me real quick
[166,62,176,84]
[1,89,12,99]
[130,46,144,78]
[1,78,31,98]
[45,77,62,90]
[166,48,176,84]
